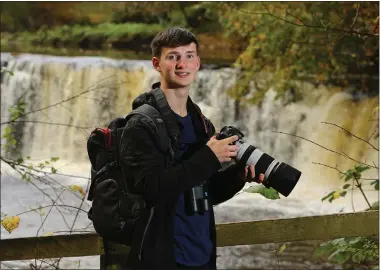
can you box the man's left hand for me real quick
[243,165,264,183]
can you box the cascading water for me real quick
[1,53,378,269]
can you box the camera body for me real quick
[216,126,301,197]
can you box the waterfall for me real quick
[1,53,378,204]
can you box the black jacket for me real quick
[120,84,246,269]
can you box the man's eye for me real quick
[168,55,178,60]
[187,55,194,59]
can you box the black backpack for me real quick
[86,88,181,246]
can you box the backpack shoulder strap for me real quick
[151,87,181,146]
[119,104,171,155]
[125,104,163,133]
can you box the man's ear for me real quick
[196,56,201,71]
[152,57,161,72]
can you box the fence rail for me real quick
[1,211,378,261]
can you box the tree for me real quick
[217,2,379,104]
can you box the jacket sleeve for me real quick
[120,119,222,206]
[208,163,246,206]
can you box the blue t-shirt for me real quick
[174,113,212,266]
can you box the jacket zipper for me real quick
[138,207,155,261]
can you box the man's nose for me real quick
[176,59,187,69]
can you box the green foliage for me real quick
[1,93,60,181]
[4,23,165,49]
[321,190,348,203]
[370,180,379,190]
[370,201,379,210]
[33,205,46,217]
[0,2,94,32]
[314,237,379,269]
[245,185,280,200]
[316,109,379,269]
[1,98,25,151]
[1,66,14,76]
[278,244,287,255]
[218,2,379,104]
[110,2,221,32]
[9,99,26,121]
[321,164,376,203]
[111,2,176,25]
[343,165,371,181]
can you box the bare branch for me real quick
[307,5,323,28]
[36,189,66,236]
[286,10,307,26]
[1,262,15,270]
[0,76,127,126]
[16,204,88,216]
[368,128,379,141]
[1,158,89,221]
[354,177,372,209]
[350,3,360,30]
[312,162,378,181]
[76,96,111,104]
[272,130,377,168]
[0,120,95,129]
[1,157,90,180]
[351,178,356,211]
[50,188,72,230]
[321,121,378,151]
[313,162,375,209]
[222,2,378,37]
[32,257,59,269]
[289,39,329,46]
[69,177,90,233]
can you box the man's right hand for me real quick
[206,135,239,163]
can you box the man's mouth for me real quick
[175,72,190,78]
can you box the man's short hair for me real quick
[151,27,200,58]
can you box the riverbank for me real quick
[1,22,246,64]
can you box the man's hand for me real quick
[206,135,239,163]
[243,164,264,183]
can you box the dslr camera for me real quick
[216,126,301,197]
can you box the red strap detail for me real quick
[96,128,111,148]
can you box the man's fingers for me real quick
[223,145,238,158]
[250,164,255,179]
[225,135,239,144]
[227,145,239,152]
[222,157,232,162]
[243,165,265,183]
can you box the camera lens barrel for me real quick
[235,141,301,197]
[216,126,301,197]
[264,163,301,197]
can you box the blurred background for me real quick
[1,2,379,269]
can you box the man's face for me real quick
[152,42,200,89]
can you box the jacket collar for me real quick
[151,82,210,142]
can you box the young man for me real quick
[120,27,264,269]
